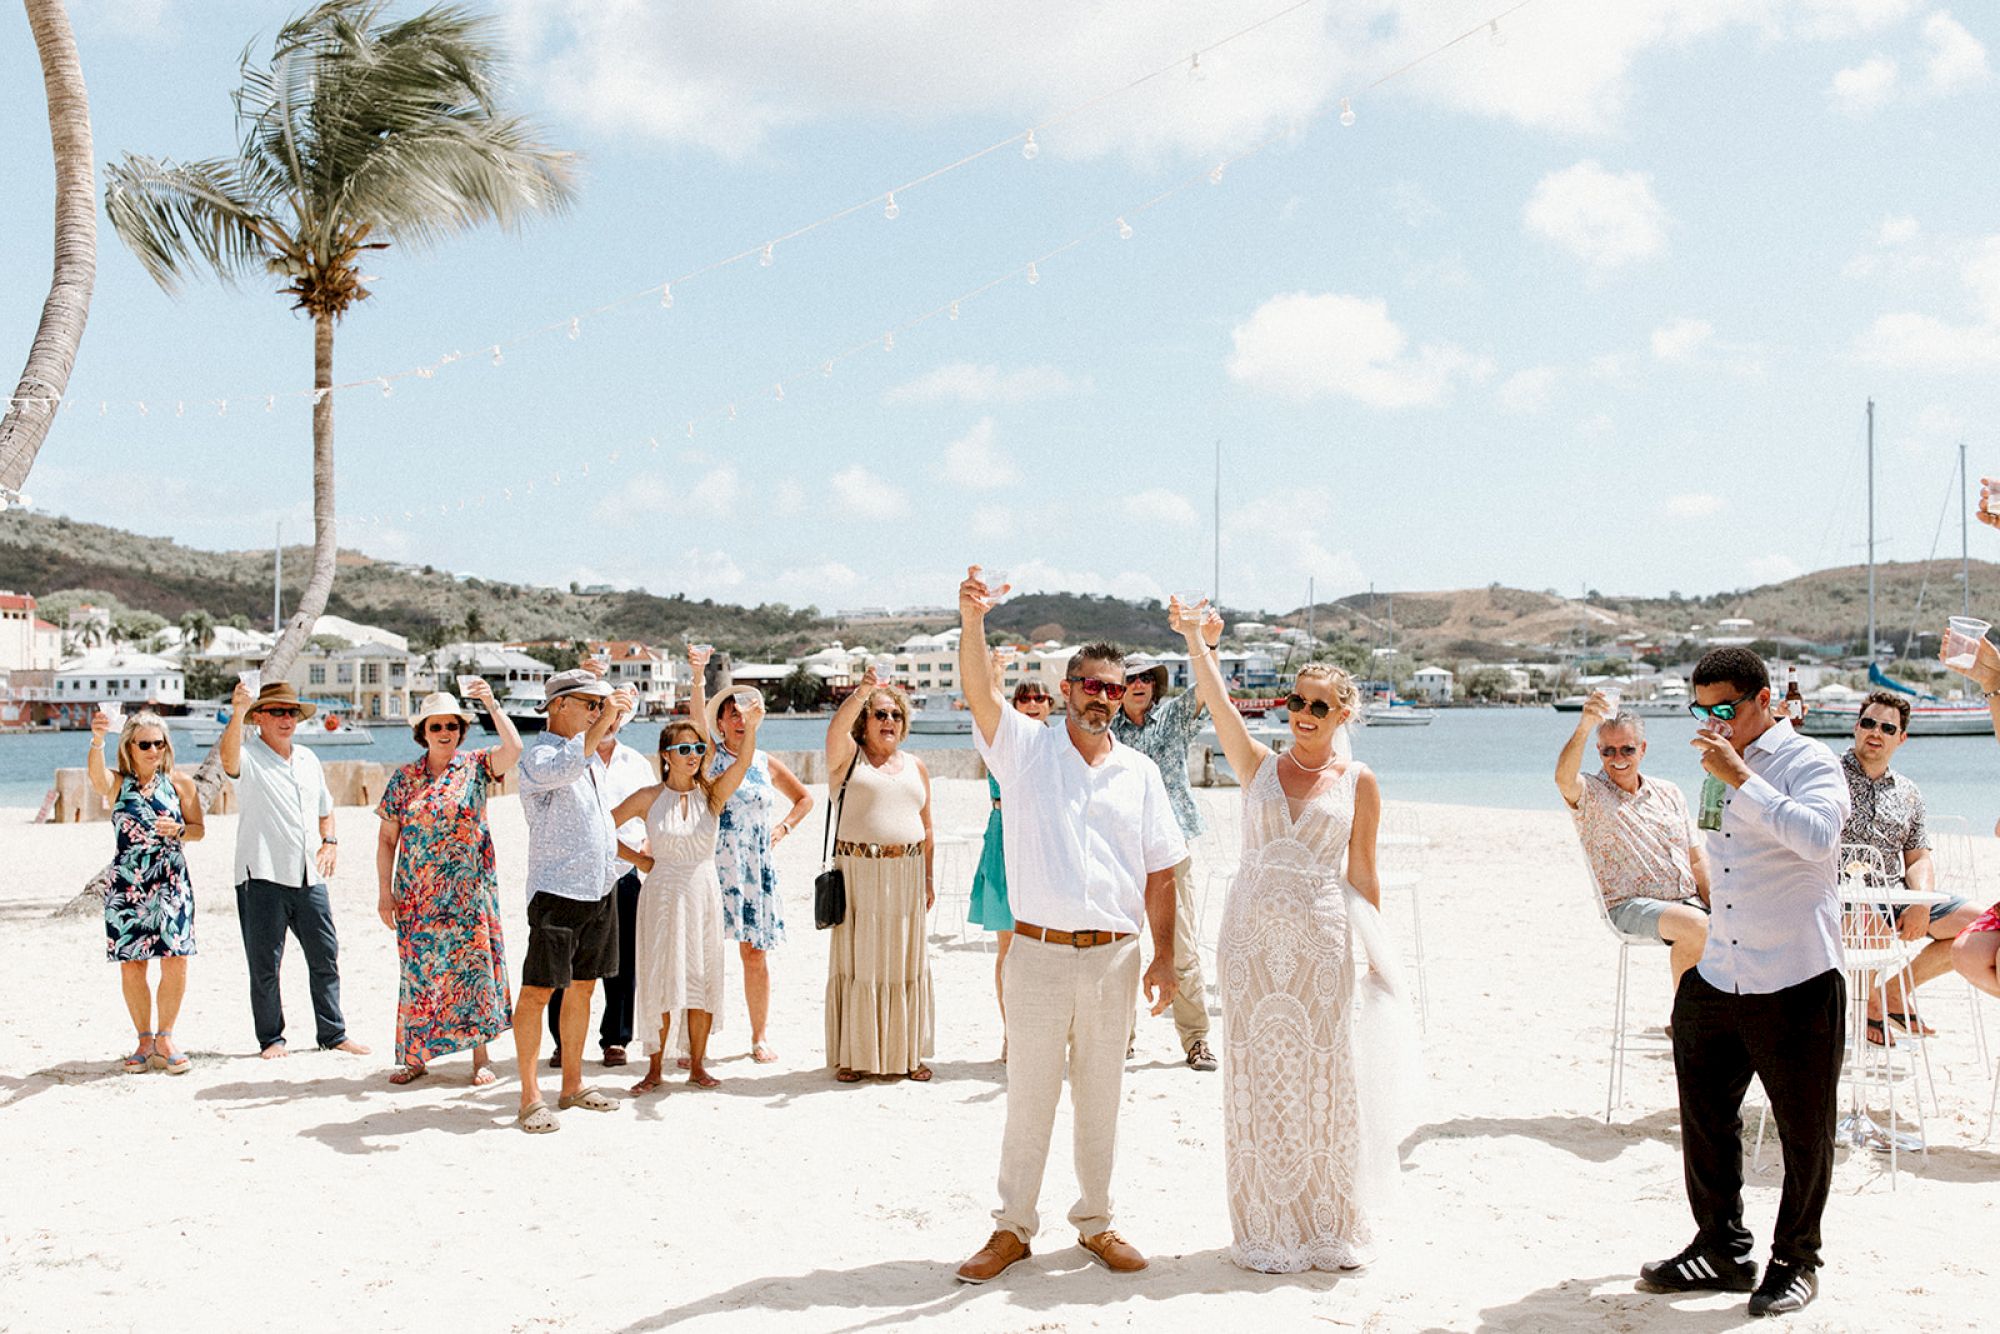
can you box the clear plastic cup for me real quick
[100,702,125,732]
[1944,615,1991,670]
[1699,716,1734,741]
[870,655,896,682]
[238,668,262,697]
[456,674,483,698]
[1599,689,1622,716]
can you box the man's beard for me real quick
[1074,711,1111,735]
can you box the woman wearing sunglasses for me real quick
[823,668,937,1082]
[1170,596,1412,1273]
[87,708,204,1075]
[373,681,521,1086]
[616,668,760,1093]
[966,666,1054,1055]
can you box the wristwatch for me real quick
[322,836,340,846]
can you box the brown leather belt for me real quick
[833,839,925,859]
[1012,920,1132,949]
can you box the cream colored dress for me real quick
[632,786,726,1053]
[825,754,934,1074]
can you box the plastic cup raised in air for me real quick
[238,668,262,697]
[1599,690,1622,716]
[1944,615,1992,671]
[456,675,483,698]
[100,702,125,733]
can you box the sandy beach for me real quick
[2,777,1996,1333]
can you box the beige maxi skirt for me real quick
[824,851,935,1074]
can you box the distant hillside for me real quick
[5,509,1996,661]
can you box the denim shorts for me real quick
[1608,895,1703,941]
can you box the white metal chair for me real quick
[1923,816,1992,1075]
[1833,843,1929,1183]
[1580,857,1672,1123]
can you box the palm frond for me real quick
[102,155,283,293]
[336,115,577,246]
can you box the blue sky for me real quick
[4,0,1998,615]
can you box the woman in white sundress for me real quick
[1170,596,1415,1273]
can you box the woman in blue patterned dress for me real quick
[87,709,204,1075]
[966,674,1053,1054]
[374,682,522,1085]
[706,686,813,1063]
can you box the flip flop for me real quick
[908,1065,934,1083]
[1865,1016,1894,1048]
[388,1064,427,1086]
[752,1043,779,1064]
[517,1101,560,1134]
[558,1087,617,1112]
[469,1065,497,1087]
[1886,1010,1934,1037]
[688,1070,720,1089]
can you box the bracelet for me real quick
[1984,689,2000,701]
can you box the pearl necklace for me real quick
[1284,746,1339,773]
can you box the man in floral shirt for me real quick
[1838,691,1978,1045]
[1111,635,1219,1073]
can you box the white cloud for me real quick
[1878,214,1920,246]
[1004,559,1165,604]
[1830,55,1898,114]
[1747,553,1804,585]
[1120,488,1201,528]
[1578,412,1615,436]
[1856,234,2000,370]
[1522,162,1669,273]
[688,465,740,517]
[1891,405,1967,459]
[970,504,1013,539]
[595,474,674,525]
[1225,291,1485,409]
[932,417,1019,491]
[1922,12,1989,93]
[1666,492,1726,518]
[1587,352,1631,381]
[771,561,862,611]
[1651,317,1715,362]
[1497,365,1561,414]
[1793,0,1919,40]
[830,465,910,520]
[884,363,1091,406]
[773,478,806,518]
[1220,485,1364,610]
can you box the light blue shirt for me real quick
[228,734,334,888]
[1696,720,1851,996]
[517,730,620,903]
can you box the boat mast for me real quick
[1866,399,1876,662]
[273,521,283,634]
[1212,438,1221,606]
[1961,440,1971,617]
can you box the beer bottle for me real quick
[1784,665,1806,729]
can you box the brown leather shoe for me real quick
[955,1230,1031,1284]
[1078,1230,1148,1273]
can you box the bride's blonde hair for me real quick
[1294,663,1359,721]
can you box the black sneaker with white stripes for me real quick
[1747,1261,1817,1317]
[1637,1244,1759,1293]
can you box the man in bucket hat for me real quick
[511,668,635,1132]
[219,680,370,1060]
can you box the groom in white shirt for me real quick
[952,567,1185,1284]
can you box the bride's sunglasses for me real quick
[1285,694,1335,718]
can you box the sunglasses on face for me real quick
[1687,690,1757,722]
[1285,694,1335,719]
[1016,692,1050,704]
[260,707,300,720]
[870,708,904,723]
[660,742,705,757]
[569,697,605,713]
[1856,716,1903,736]
[1599,744,1640,758]
[1067,677,1127,700]
[425,721,463,735]
[133,739,168,752]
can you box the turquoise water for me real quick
[8,708,1998,829]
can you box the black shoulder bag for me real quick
[814,751,861,929]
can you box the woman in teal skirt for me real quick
[967,677,1052,1055]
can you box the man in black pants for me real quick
[1640,648,1850,1318]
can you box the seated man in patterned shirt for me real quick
[1838,690,1979,1045]
[1555,691,1711,993]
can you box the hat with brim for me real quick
[1123,655,1169,692]
[541,669,616,712]
[245,682,317,722]
[704,685,765,743]
[411,691,477,728]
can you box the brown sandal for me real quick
[908,1065,934,1082]
[835,1068,863,1083]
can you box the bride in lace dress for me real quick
[1171,598,1416,1273]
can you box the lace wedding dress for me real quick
[1220,754,1416,1273]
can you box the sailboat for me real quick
[1799,403,1989,738]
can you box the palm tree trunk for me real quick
[1,0,96,492]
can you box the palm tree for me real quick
[179,608,217,654]
[103,0,575,691]
[0,0,96,501]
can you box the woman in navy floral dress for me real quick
[87,709,204,1075]
[375,683,522,1085]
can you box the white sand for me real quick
[1,779,1996,1332]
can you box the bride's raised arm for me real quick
[1172,596,1270,781]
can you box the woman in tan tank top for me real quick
[823,670,936,1081]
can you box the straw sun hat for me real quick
[410,691,478,728]
[704,685,765,743]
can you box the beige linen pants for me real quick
[993,933,1142,1241]
[1168,857,1209,1050]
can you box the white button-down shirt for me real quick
[595,740,657,855]
[975,706,1187,935]
[229,734,335,888]
[517,731,621,903]
[1697,719,1851,995]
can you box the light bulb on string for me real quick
[217,400,228,416]
[773,383,784,401]
[264,396,274,411]
[728,403,738,421]
[1208,163,1225,185]
[648,436,660,451]
[1489,19,1504,46]
[685,420,696,438]
[1021,130,1039,160]
[660,282,673,309]
[883,192,899,221]
[1025,262,1040,285]
[822,360,834,377]
[1339,97,1355,127]
[490,346,503,366]
[1188,52,1204,82]
[760,242,774,267]
[948,300,960,320]
[1117,217,1133,240]
[378,378,393,397]
[567,317,581,340]
[883,331,895,351]
[176,401,185,417]
[417,367,434,379]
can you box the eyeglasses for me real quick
[870,708,904,723]
[567,696,605,713]
[1066,677,1127,700]
[425,721,463,734]
[660,742,705,756]
[1687,690,1757,722]
[1016,692,1050,704]
[1286,694,1335,719]
[1598,744,1640,758]
[260,707,300,719]
[1856,716,1903,736]
[133,739,168,752]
